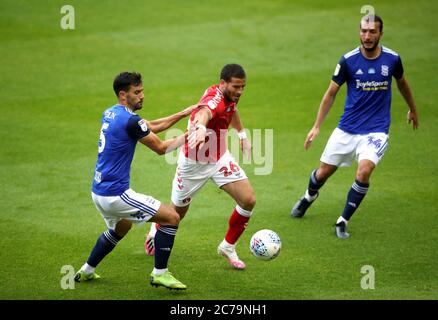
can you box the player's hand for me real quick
[304,127,320,150]
[180,104,199,117]
[407,110,419,130]
[240,138,252,161]
[188,122,207,149]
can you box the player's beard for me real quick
[361,38,380,52]
[135,101,143,110]
[224,89,240,103]
[127,96,143,110]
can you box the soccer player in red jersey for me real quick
[146,64,255,269]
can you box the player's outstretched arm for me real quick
[147,104,198,134]
[139,131,188,155]
[396,77,419,130]
[304,81,340,150]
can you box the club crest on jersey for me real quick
[130,211,146,220]
[381,65,389,76]
[138,119,148,132]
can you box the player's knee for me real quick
[317,166,336,182]
[356,170,372,184]
[167,211,180,226]
[241,194,256,211]
[316,170,329,183]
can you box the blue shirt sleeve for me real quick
[393,56,404,80]
[331,56,348,86]
[126,115,150,140]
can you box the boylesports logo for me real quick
[207,90,223,110]
[356,79,389,91]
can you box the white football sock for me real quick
[304,190,318,202]
[220,239,235,249]
[81,263,95,275]
[153,268,168,276]
[336,216,348,224]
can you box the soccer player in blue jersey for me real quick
[75,72,196,289]
[291,14,419,238]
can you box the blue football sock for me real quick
[154,225,178,269]
[87,229,122,268]
[307,169,325,196]
[341,180,369,221]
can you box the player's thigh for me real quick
[356,132,389,167]
[320,128,357,167]
[92,190,161,230]
[171,159,214,207]
[221,178,256,210]
[212,152,253,208]
[91,192,122,230]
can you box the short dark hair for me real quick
[113,72,142,97]
[220,64,246,82]
[361,14,383,32]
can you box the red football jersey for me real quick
[183,85,236,162]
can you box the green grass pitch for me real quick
[0,0,437,300]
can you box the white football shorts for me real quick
[91,188,161,230]
[171,150,248,207]
[320,127,389,167]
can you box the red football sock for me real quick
[225,208,250,245]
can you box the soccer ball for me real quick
[249,229,281,260]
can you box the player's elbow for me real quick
[148,124,158,133]
[155,146,166,155]
[149,142,167,155]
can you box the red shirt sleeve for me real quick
[197,87,226,119]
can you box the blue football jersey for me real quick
[92,105,150,196]
[332,46,404,134]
